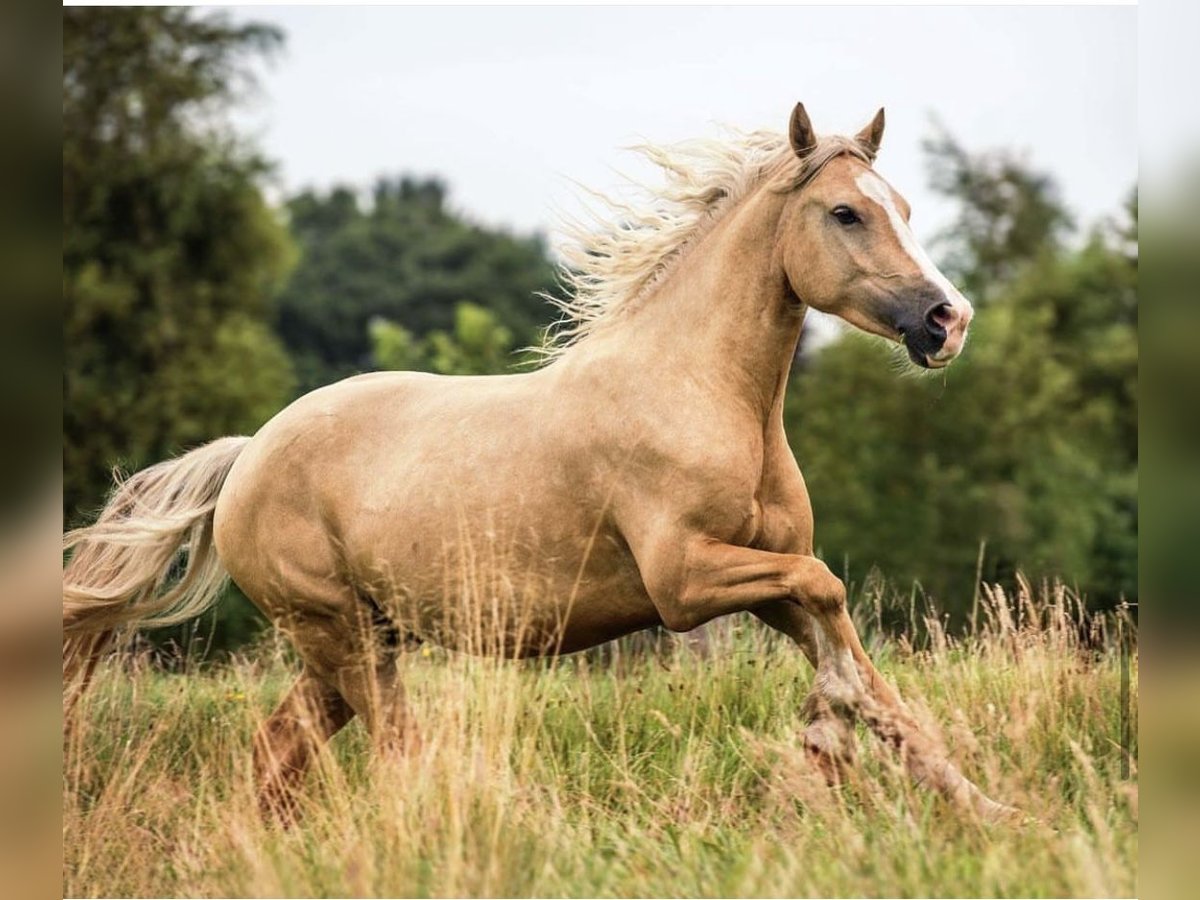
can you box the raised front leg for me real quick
[635,533,1014,819]
[752,600,820,668]
[811,604,1017,819]
[634,533,845,633]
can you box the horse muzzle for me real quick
[899,294,973,368]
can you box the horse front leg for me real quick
[636,534,1013,818]
[752,601,857,782]
[788,572,1019,820]
[636,535,864,781]
[753,601,820,669]
[816,606,1019,820]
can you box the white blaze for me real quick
[853,171,963,305]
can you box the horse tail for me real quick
[63,436,251,706]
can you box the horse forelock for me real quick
[535,131,873,362]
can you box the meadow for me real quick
[63,581,1137,898]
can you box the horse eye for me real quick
[831,206,860,226]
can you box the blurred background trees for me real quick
[63,8,1137,651]
[278,178,555,390]
[64,8,296,522]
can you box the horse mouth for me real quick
[897,327,954,369]
[912,344,953,369]
[897,329,936,369]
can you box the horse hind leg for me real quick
[252,660,417,825]
[284,587,421,757]
[341,591,423,755]
[330,654,419,758]
[248,574,419,821]
[254,668,355,823]
[253,623,419,823]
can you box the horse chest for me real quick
[752,450,816,554]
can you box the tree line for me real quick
[64,9,1136,651]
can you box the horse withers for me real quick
[64,103,1010,821]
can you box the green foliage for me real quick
[63,8,296,522]
[923,123,1074,302]
[277,178,556,390]
[1140,172,1200,624]
[148,583,271,662]
[788,131,1137,616]
[370,301,528,376]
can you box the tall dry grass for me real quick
[63,580,1137,897]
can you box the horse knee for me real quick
[793,559,846,616]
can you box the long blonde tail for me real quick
[63,436,250,703]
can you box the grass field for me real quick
[63,582,1137,898]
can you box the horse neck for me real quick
[578,185,804,421]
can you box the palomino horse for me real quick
[64,104,1012,820]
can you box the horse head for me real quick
[777,103,974,369]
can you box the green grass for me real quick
[64,585,1137,897]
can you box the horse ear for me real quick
[789,102,817,158]
[855,107,886,158]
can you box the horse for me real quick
[64,103,1013,821]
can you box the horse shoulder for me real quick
[600,398,765,551]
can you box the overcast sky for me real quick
[228,5,1136,247]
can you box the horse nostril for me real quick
[924,301,955,337]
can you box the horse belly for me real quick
[337,459,659,656]
[354,522,662,657]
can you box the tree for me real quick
[277,177,557,391]
[370,301,525,376]
[922,124,1074,302]
[64,8,296,521]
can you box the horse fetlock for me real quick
[803,715,856,756]
[853,688,904,737]
[802,713,858,784]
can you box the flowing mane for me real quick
[538,130,872,360]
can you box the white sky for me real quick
[227,5,1137,247]
[1140,0,1199,193]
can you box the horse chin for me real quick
[901,339,934,369]
[924,344,962,369]
[900,336,954,370]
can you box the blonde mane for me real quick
[538,130,872,360]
